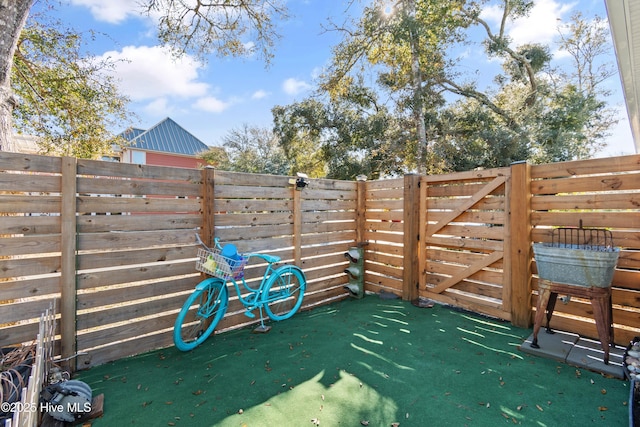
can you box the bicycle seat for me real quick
[250,253,280,264]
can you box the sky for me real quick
[30,0,637,157]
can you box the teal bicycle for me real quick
[173,235,307,351]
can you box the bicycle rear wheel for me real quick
[173,277,228,351]
[263,265,306,321]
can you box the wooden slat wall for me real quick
[73,158,203,368]
[1,150,639,370]
[530,155,640,345]
[362,177,405,296]
[210,171,355,330]
[0,153,63,354]
[419,168,511,320]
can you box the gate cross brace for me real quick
[429,250,504,294]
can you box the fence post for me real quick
[356,176,366,244]
[402,174,420,302]
[60,157,77,371]
[508,161,532,328]
[201,167,216,246]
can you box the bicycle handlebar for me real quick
[195,234,280,264]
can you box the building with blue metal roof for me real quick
[117,117,210,169]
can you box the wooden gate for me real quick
[419,167,513,320]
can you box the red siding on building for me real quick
[146,152,205,169]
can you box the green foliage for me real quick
[12,16,131,158]
[201,124,290,175]
[273,82,411,180]
[304,1,618,175]
[142,0,288,65]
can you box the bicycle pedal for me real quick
[244,310,256,318]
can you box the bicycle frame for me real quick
[227,257,279,310]
[174,235,307,350]
[204,236,288,312]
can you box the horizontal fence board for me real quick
[531,211,640,229]
[0,276,60,300]
[77,229,196,251]
[303,188,357,200]
[427,196,505,211]
[423,167,509,183]
[0,172,61,192]
[79,273,195,306]
[530,155,640,178]
[77,196,201,214]
[215,212,293,226]
[0,215,60,235]
[77,176,202,197]
[77,293,186,330]
[77,214,202,233]
[215,185,291,199]
[0,152,62,173]
[77,262,197,290]
[214,198,294,212]
[219,224,293,240]
[0,195,61,213]
[531,193,640,210]
[213,170,290,186]
[365,177,404,190]
[77,158,202,181]
[77,331,172,369]
[428,210,505,225]
[0,234,60,256]
[0,255,60,278]
[77,311,176,351]
[77,246,197,270]
[427,181,506,198]
[532,172,640,194]
[0,298,59,324]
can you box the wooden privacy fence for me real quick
[0,151,639,372]
[0,153,360,370]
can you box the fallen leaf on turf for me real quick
[598,406,608,411]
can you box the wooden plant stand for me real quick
[531,279,613,364]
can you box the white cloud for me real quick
[251,90,269,100]
[282,77,312,95]
[480,0,576,46]
[143,97,171,116]
[194,97,230,113]
[98,45,209,101]
[70,0,140,24]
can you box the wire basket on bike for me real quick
[196,247,248,280]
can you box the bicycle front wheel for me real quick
[173,278,228,351]
[263,265,306,321]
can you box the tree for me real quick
[0,0,288,153]
[318,0,618,172]
[0,0,32,152]
[218,124,290,175]
[273,81,408,180]
[13,16,130,158]
[320,0,468,173]
[144,0,287,64]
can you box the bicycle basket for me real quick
[196,247,248,280]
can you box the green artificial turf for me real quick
[77,297,631,426]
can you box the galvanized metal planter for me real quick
[533,243,619,288]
